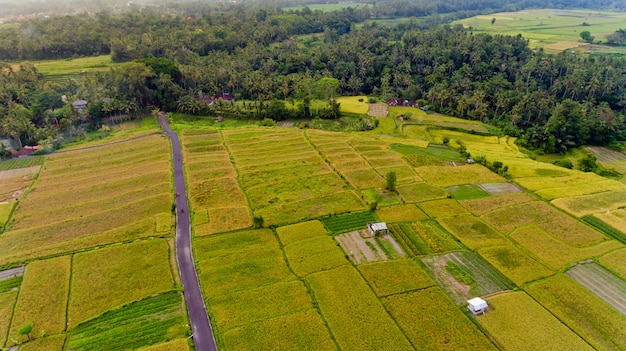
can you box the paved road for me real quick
[159,115,218,351]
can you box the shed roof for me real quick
[370,222,388,232]
[467,297,488,309]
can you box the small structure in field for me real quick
[365,222,388,238]
[467,297,488,315]
[72,100,88,110]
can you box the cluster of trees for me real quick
[1,1,625,154]
[606,29,626,46]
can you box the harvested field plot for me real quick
[509,226,622,270]
[415,164,504,187]
[306,265,414,350]
[68,239,175,328]
[390,220,461,255]
[367,103,388,117]
[438,215,508,249]
[335,231,404,264]
[422,251,513,304]
[526,274,626,351]
[479,182,522,196]
[418,199,469,218]
[276,220,327,245]
[322,210,377,234]
[460,193,534,216]
[9,256,70,344]
[66,292,188,351]
[397,182,448,203]
[482,201,607,247]
[446,184,490,200]
[478,245,553,286]
[358,259,433,297]
[375,204,428,223]
[383,288,498,351]
[222,309,336,351]
[209,280,314,331]
[599,249,626,280]
[0,170,37,203]
[284,235,349,277]
[478,292,593,351]
[587,146,626,163]
[551,190,626,217]
[566,263,626,316]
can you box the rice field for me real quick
[383,288,498,351]
[591,209,626,237]
[526,274,626,351]
[415,165,505,188]
[275,220,328,245]
[68,239,175,328]
[19,334,66,351]
[284,235,349,277]
[446,184,490,200]
[396,182,449,203]
[460,193,535,216]
[390,220,461,255]
[565,263,626,315]
[551,190,626,217]
[357,259,434,297]
[438,215,509,249]
[137,339,190,351]
[418,199,469,218]
[478,245,554,286]
[0,290,18,346]
[321,210,377,234]
[477,292,594,351]
[598,248,626,280]
[375,204,428,223]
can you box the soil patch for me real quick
[566,262,626,315]
[479,182,523,196]
[335,230,404,264]
[367,103,388,117]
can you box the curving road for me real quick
[159,115,218,351]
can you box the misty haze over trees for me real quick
[0,0,625,154]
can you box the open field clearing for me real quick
[0,173,35,203]
[479,182,523,196]
[306,265,414,350]
[221,309,336,351]
[0,157,44,172]
[276,220,327,245]
[0,290,18,346]
[383,288,498,351]
[478,292,594,351]
[284,235,349,277]
[446,184,490,200]
[482,201,607,247]
[460,193,535,216]
[322,210,377,234]
[19,334,66,351]
[357,259,434,297]
[552,190,626,217]
[14,54,121,81]
[422,251,513,304]
[438,215,509,249]
[65,292,188,351]
[397,183,448,203]
[598,249,626,280]
[375,204,428,223]
[367,103,388,117]
[8,256,70,344]
[455,9,626,53]
[336,96,369,114]
[418,199,469,218]
[208,280,313,332]
[509,226,622,270]
[335,230,404,264]
[478,245,554,286]
[68,239,175,328]
[587,146,626,163]
[415,165,504,187]
[526,274,626,351]
[566,263,626,315]
[137,339,189,351]
[389,221,461,255]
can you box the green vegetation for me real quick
[0,290,18,346]
[19,334,66,351]
[396,183,449,203]
[322,211,377,234]
[375,204,428,223]
[284,236,349,277]
[582,215,626,244]
[358,259,434,297]
[391,143,462,162]
[0,276,21,293]
[446,184,490,200]
[65,293,189,351]
[419,199,469,218]
[0,157,44,171]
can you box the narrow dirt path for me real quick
[159,115,218,351]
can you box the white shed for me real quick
[467,297,488,315]
[367,222,388,237]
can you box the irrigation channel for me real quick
[159,114,218,351]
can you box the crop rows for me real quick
[0,156,44,171]
[358,259,433,297]
[66,292,187,351]
[0,276,21,293]
[447,251,514,291]
[388,224,420,256]
[565,263,626,315]
[322,211,377,234]
[582,215,626,245]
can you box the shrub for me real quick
[386,171,397,192]
[553,159,574,169]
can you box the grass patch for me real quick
[0,290,18,347]
[322,210,377,234]
[284,236,349,277]
[0,276,21,293]
[276,220,328,245]
[418,199,469,218]
[9,256,71,343]
[446,184,490,200]
[526,274,626,351]
[208,280,313,331]
[477,292,594,351]
[66,292,188,351]
[383,288,498,351]
[376,204,428,223]
[358,259,433,297]
[221,309,336,351]
[0,156,44,171]
[438,215,508,249]
[391,143,462,161]
[306,265,413,350]
[598,248,626,280]
[583,214,626,245]
[396,182,449,203]
[68,239,175,328]
[478,246,553,286]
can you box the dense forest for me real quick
[0,1,625,154]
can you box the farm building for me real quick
[72,100,88,110]
[467,297,488,315]
[366,222,389,237]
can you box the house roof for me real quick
[72,100,88,108]
[369,222,388,232]
[467,297,488,309]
